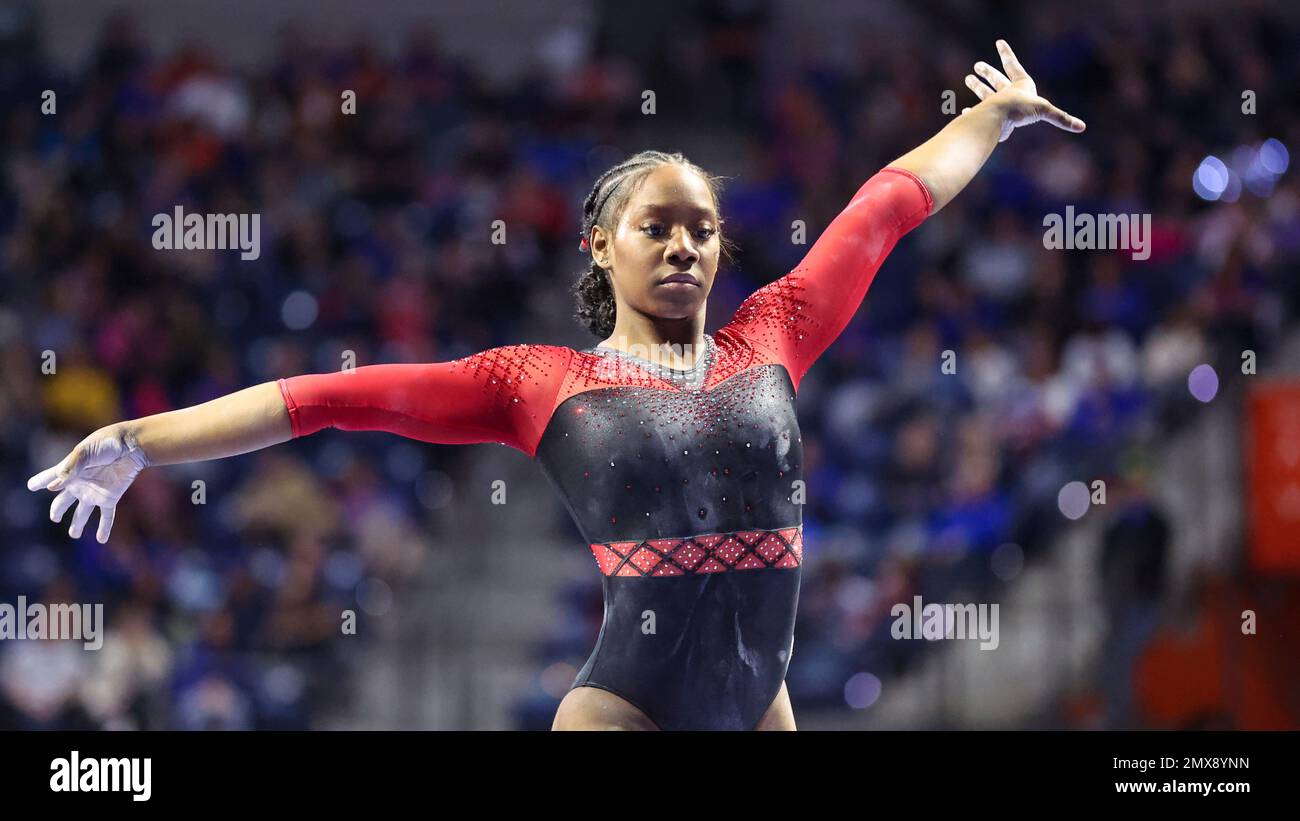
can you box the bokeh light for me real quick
[844,672,883,710]
[1188,363,1219,403]
[1057,481,1091,520]
[1192,155,1229,201]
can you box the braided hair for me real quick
[573,150,735,339]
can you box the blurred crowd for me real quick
[1,0,1297,729]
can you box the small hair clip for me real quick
[578,236,589,252]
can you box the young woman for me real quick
[27,41,1083,730]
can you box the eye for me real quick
[642,223,716,241]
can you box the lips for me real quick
[659,273,700,286]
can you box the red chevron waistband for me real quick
[589,526,803,577]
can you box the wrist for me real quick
[976,95,1013,122]
[118,422,151,469]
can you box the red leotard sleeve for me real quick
[276,344,574,458]
[717,166,933,392]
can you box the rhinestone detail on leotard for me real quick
[589,525,803,577]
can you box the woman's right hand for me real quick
[26,424,150,544]
[961,39,1086,142]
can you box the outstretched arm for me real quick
[276,344,572,451]
[24,382,293,543]
[27,344,573,543]
[127,382,294,465]
[889,39,1085,215]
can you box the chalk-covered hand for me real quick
[26,425,150,544]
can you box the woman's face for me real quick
[591,164,721,332]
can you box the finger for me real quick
[96,505,116,544]
[69,499,95,539]
[28,464,62,491]
[996,39,1029,82]
[965,74,993,101]
[50,489,76,523]
[48,448,84,492]
[962,107,972,116]
[974,61,1011,91]
[1041,101,1087,132]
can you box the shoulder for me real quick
[447,343,576,377]
[715,280,804,362]
[433,344,578,412]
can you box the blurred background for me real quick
[1,0,1298,730]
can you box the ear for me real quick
[590,225,613,270]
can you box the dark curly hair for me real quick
[573,150,737,339]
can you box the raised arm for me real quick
[27,344,573,543]
[889,39,1085,214]
[718,166,933,392]
[719,39,1084,391]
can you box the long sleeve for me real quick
[718,166,933,392]
[276,344,574,458]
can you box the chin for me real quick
[647,297,705,319]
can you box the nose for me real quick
[665,227,699,265]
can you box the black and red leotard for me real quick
[276,167,933,729]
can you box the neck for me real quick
[601,308,708,369]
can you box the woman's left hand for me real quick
[962,39,1086,142]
